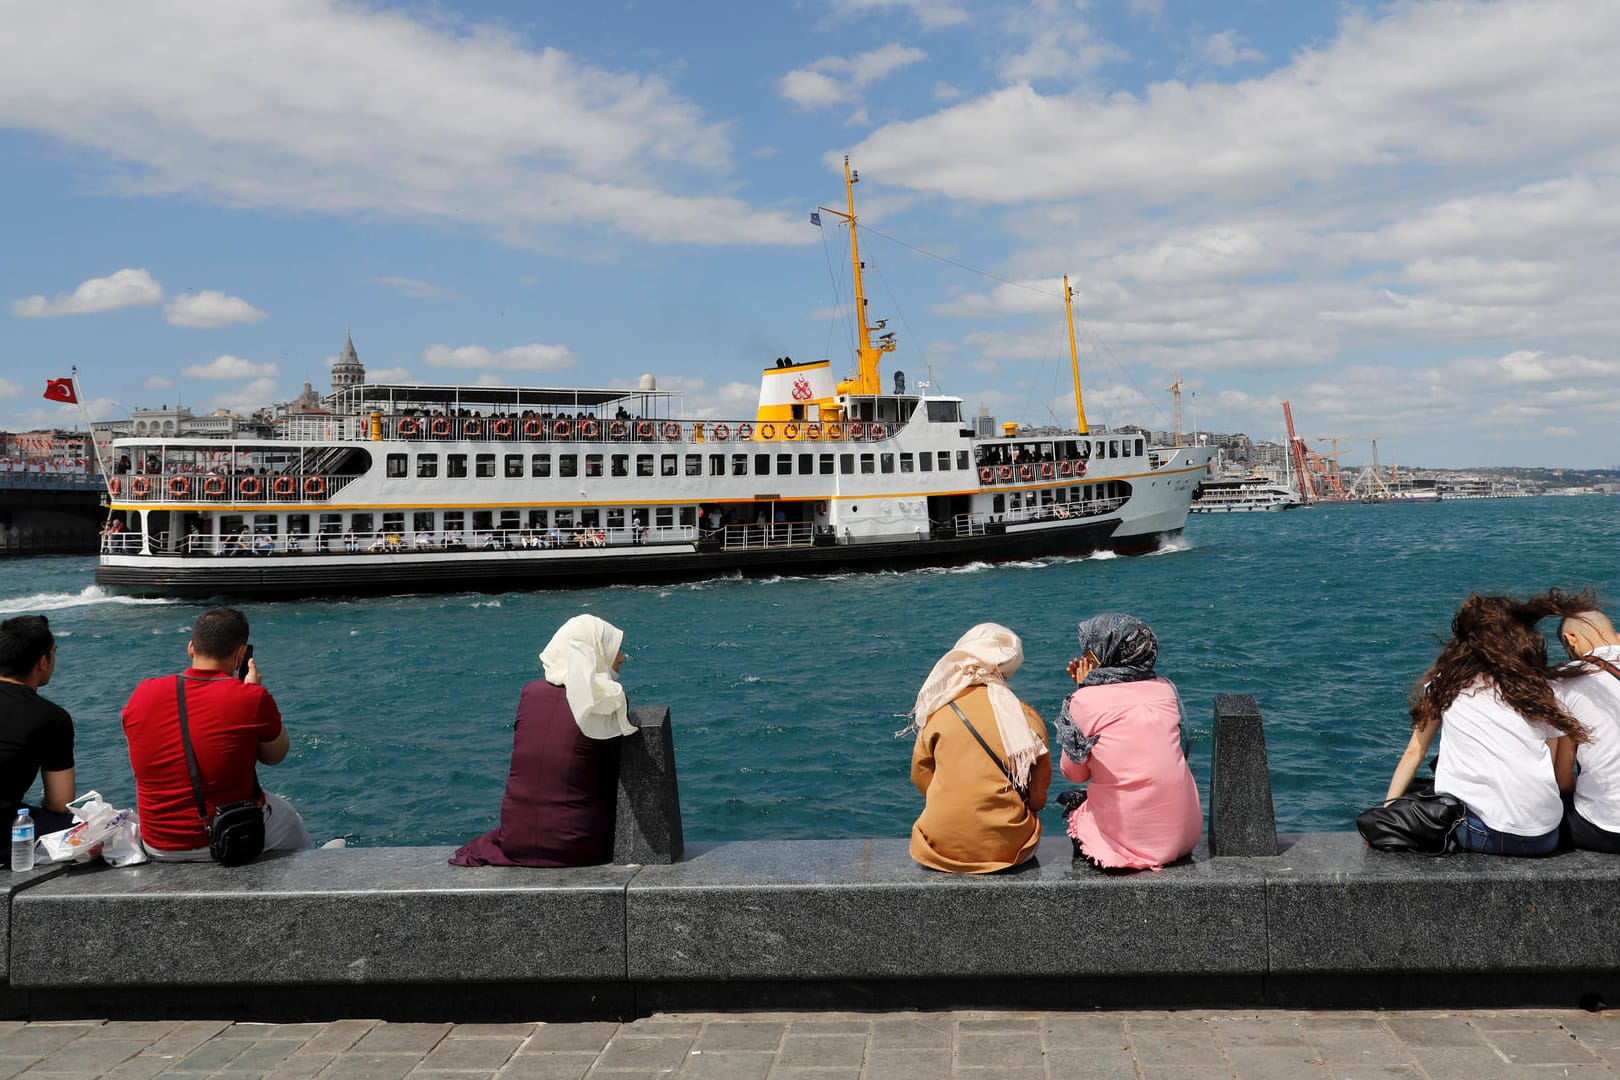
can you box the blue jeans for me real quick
[1456,811,1559,856]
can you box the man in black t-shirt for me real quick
[0,615,76,841]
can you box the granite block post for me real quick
[1208,694,1278,856]
[614,705,684,864]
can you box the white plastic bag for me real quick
[36,791,136,864]
[99,813,147,866]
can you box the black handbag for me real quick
[176,675,266,866]
[1356,790,1465,854]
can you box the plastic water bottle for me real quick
[10,809,35,872]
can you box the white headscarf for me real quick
[538,614,635,740]
[905,623,1046,787]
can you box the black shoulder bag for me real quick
[176,675,266,866]
[1356,783,1465,854]
[948,700,1029,807]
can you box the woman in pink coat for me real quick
[1056,613,1202,870]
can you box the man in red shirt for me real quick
[122,608,310,859]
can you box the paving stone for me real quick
[1222,1045,1331,1078]
[0,1028,91,1057]
[1041,1048,1139,1079]
[494,1052,595,1079]
[81,1022,184,1041]
[0,1062,38,1080]
[316,1052,423,1080]
[1326,1068,1423,1079]
[957,1069,1043,1080]
[957,1033,1046,1069]
[1520,1066,1618,1076]
[417,1038,522,1071]
[1404,1046,1522,1080]
[783,1021,871,1036]
[170,1037,252,1072]
[592,1034,692,1071]
[146,1021,234,1057]
[1127,1029,1225,1068]
[351,1025,452,1055]
[764,1070,860,1080]
[220,1041,306,1072]
[296,1021,381,1056]
[86,1056,173,1080]
[622,1021,701,1037]
[1136,1068,1231,1080]
[774,1034,867,1069]
[856,1048,949,1080]
[448,1025,539,1040]
[1211,1016,1311,1048]
[1561,1014,1620,1047]
[675,1049,773,1079]
[1301,1015,1385,1032]
[868,1019,951,1051]
[230,1024,328,1040]
[523,1024,620,1053]
[405,1071,497,1080]
[1308,1031,1410,1066]
[692,1022,785,1052]
[261,1053,340,1080]
[29,1038,149,1073]
[1381,1017,1485,1047]
[1041,1016,1128,1049]
[1470,1013,1566,1032]
[959,1017,1042,1033]
[1484,1029,1600,1066]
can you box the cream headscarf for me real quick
[905,623,1046,787]
[538,614,635,740]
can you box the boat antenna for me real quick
[1064,276,1089,434]
[818,157,893,396]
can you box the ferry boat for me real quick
[94,161,1216,599]
[1190,474,1303,513]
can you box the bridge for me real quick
[0,472,105,554]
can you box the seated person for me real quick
[1056,614,1201,870]
[571,530,588,548]
[368,534,386,553]
[906,623,1051,873]
[342,530,359,553]
[444,528,465,549]
[252,532,273,556]
[451,615,635,867]
[0,615,76,840]
[385,531,403,552]
[1551,598,1620,852]
[484,531,504,550]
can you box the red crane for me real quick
[1281,401,1316,503]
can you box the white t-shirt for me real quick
[1553,644,1620,833]
[1434,680,1563,835]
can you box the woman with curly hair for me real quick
[1386,593,1583,856]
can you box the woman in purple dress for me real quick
[451,615,634,867]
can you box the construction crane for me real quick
[1167,371,1184,447]
[1315,435,1389,497]
[1281,401,1316,502]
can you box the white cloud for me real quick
[827,0,968,30]
[994,10,1128,85]
[0,377,19,398]
[367,366,413,382]
[625,375,757,419]
[140,375,176,391]
[209,378,279,415]
[163,291,267,328]
[377,277,452,300]
[0,3,808,246]
[180,355,280,380]
[1199,30,1263,69]
[9,268,163,318]
[780,44,927,110]
[423,343,576,372]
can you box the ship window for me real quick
[1109,440,1119,458]
[709,454,725,476]
[386,454,407,478]
[661,455,677,477]
[579,509,598,528]
[732,454,748,476]
[820,453,834,475]
[679,506,696,527]
[383,512,405,534]
[1010,492,1022,511]
[527,509,548,528]
[319,513,341,532]
[506,455,525,478]
[926,401,959,423]
[531,454,551,477]
[470,511,491,532]
[1135,438,1144,456]
[350,513,373,534]
[558,454,578,478]
[555,509,575,528]
[685,454,701,477]
[476,454,496,478]
[611,454,628,477]
[918,453,932,472]
[841,454,855,474]
[606,508,624,529]
[441,511,462,531]
[798,453,813,474]
[860,454,875,474]
[416,454,438,478]
[900,453,914,473]
[1040,489,1053,505]
[585,454,603,478]
[655,507,674,529]
[880,454,895,474]
[413,512,434,532]
[993,495,1005,514]
[447,454,468,478]
[956,451,970,470]
[288,514,310,543]
[777,454,792,475]
[637,454,654,477]
[754,453,770,474]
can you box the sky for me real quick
[3,0,1619,470]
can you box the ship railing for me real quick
[717,522,814,550]
[132,525,702,558]
[279,417,368,441]
[995,497,1129,527]
[379,415,899,445]
[106,474,361,504]
[974,459,1090,485]
[97,531,145,554]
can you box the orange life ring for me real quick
[1075,460,1088,477]
[107,477,121,496]
[662,421,681,440]
[168,475,190,497]
[635,421,653,439]
[806,423,821,440]
[396,417,420,438]
[238,476,263,497]
[712,423,730,441]
[815,501,829,515]
[736,423,754,440]
[979,467,995,484]
[303,476,326,497]
[581,420,600,438]
[998,466,1013,482]
[609,421,628,439]
[202,476,226,497]
[272,476,296,496]
[554,420,572,438]
[848,422,865,439]
[430,417,451,438]
[463,419,484,437]
[522,418,544,438]
[783,423,801,440]
[1018,464,1033,481]
[826,423,843,440]
[131,476,151,496]
[492,418,514,438]
[870,424,887,439]
[1059,460,1072,477]
[759,423,776,440]
[1041,462,1055,479]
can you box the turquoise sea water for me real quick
[2,495,1616,847]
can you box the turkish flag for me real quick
[43,378,77,404]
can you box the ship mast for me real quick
[1167,370,1184,447]
[1063,276,1090,434]
[820,157,894,397]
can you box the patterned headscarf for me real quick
[904,623,1046,788]
[538,614,634,740]
[1076,613,1158,686]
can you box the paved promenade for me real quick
[1,1009,1617,1080]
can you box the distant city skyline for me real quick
[4,1,1620,469]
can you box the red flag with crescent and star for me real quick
[43,378,78,405]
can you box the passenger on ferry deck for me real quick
[1056,614,1201,871]
[906,623,1051,874]
[450,615,634,868]
[413,531,433,550]
[1550,597,1620,852]
[1386,594,1581,856]
[342,529,358,553]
